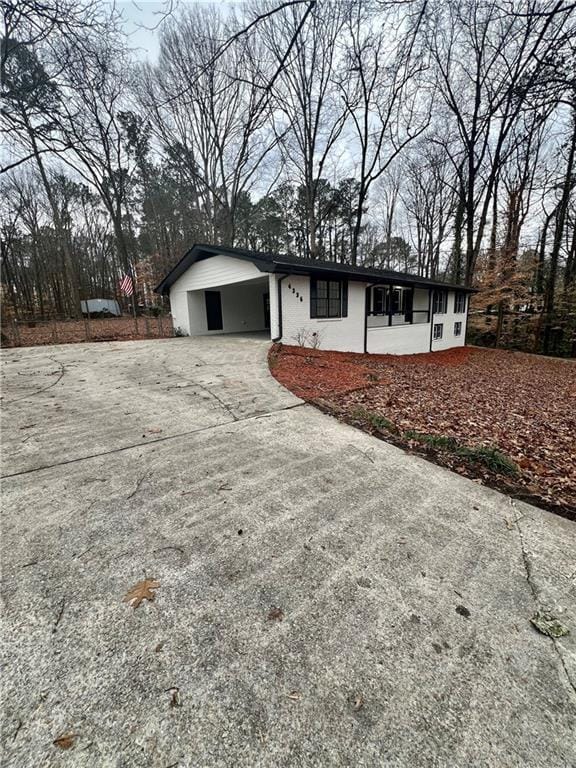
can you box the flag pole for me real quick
[131,263,138,336]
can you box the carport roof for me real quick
[155,243,476,295]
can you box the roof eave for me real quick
[155,244,476,295]
[270,261,475,292]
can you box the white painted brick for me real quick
[278,275,365,352]
[367,324,430,354]
[430,291,468,352]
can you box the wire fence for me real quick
[468,310,576,358]
[1,312,174,348]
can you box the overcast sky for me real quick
[116,0,167,61]
[117,0,243,62]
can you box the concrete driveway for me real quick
[1,336,575,767]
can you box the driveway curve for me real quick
[1,335,575,767]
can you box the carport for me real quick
[186,276,270,335]
[156,246,277,338]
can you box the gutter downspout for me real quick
[272,274,288,342]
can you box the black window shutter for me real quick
[341,280,348,317]
[310,278,317,318]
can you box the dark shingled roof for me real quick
[155,243,475,295]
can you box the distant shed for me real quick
[81,299,122,317]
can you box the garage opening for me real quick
[187,276,271,337]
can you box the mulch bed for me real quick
[2,316,173,348]
[270,344,576,520]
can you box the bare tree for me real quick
[429,0,575,285]
[260,0,348,258]
[401,139,458,277]
[338,0,431,264]
[139,5,279,246]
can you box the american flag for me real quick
[119,273,134,296]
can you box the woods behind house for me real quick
[2,0,575,355]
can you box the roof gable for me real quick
[155,244,274,294]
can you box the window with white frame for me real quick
[454,292,467,313]
[433,323,443,340]
[432,290,447,314]
[454,321,462,337]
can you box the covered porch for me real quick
[365,284,432,355]
[366,284,430,328]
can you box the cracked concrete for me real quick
[1,335,575,767]
[513,511,576,696]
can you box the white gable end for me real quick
[171,254,262,292]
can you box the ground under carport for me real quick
[1,336,575,768]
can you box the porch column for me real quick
[269,274,280,340]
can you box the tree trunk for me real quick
[22,109,81,317]
[543,107,576,352]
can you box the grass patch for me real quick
[404,430,518,476]
[456,445,519,475]
[403,430,459,451]
[351,407,397,433]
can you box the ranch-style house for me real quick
[156,244,474,355]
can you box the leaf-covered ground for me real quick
[270,344,576,520]
[2,316,173,348]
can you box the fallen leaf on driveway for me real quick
[166,687,182,708]
[146,427,163,434]
[123,578,160,608]
[353,694,364,711]
[286,690,301,700]
[268,606,284,621]
[530,612,570,638]
[53,734,76,749]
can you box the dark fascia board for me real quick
[270,260,476,293]
[155,243,476,295]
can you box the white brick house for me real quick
[156,244,474,355]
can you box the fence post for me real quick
[51,315,58,343]
[144,312,150,337]
[83,308,91,341]
[12,319,21,346]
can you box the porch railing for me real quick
[367,310,430,328]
